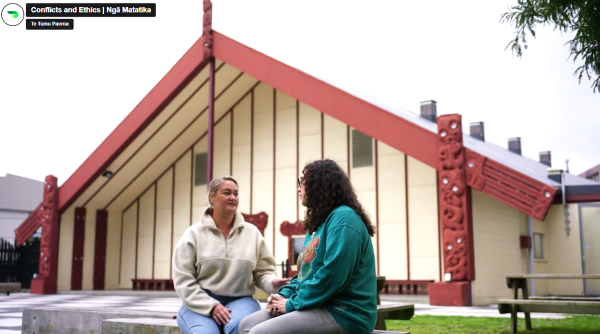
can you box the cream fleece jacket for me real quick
[172,208,278,316]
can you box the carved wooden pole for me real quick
[31,175,60,294]
[203,0,214,184]
[437,114,475,282]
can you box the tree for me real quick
[501,0,600,92]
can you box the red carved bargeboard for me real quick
[465,149,556,221]
[437,115,475,282]
[31,175,60,294]
[14,203,43,246]
[200,0,213,60]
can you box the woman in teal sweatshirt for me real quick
[239,159,377,334]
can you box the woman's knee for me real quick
[177,305,220,334]
[238,309,270,334]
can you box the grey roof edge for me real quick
[265,52,595,190]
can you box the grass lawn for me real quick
[386,315,600,334]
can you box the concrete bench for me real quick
[376,303,414,330]
[23,305,413,334]
[0,282,21,295]
[498,299,600,333]
[384,280,434,294]
[529,296,600,302]
[103,317,410,334]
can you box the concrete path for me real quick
[0,291,566,333]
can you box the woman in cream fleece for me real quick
[173,175,288,334]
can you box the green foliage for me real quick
[387,315,600,333]
[500,0,600,92]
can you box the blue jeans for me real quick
[177,291,260,334]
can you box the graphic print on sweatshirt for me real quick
[297,236,320,280]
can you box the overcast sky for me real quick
[1,0,598,186]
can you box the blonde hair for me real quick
[206,175,239,210]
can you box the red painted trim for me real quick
[405,154,410,280]
[152,182,157,279]
[59,36,212,213]
[213,31,439,170]
[465,149,556,221]
[71,207,86,290]
[207,58,215,184]
[563,193,600,203]
[15,203,42,245]
[93,209,108,290]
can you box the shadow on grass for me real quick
[386,315,600,334]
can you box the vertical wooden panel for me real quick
[82,205,96,290]
[71,207,86,290]
[350,127,377,273]
[137,186,155,279]
[232,94,252,214]
[298,102,322,220]
[57,208,74,291]
[252,83,275,257]
[407,156,440,280]
[154,169,173,279]
[120,202,138,289]
[274,89,297,264]
[93,209,108,290]
[104,209,121,289]
[213,113,232,178]
[173,152,192,253]
[377,143,407,280]
[192,138,208,224]
[323,114,348,175]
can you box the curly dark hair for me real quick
[301,159,375,236]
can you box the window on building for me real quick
[533,233,544,259]
[194,153,208,186]
[351,129,373,168]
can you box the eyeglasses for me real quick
[297,176,304,188]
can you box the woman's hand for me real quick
[272,278,290,290]
[210,303,232,325]
[266,294,288,317]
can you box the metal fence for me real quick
[0,237,40,288]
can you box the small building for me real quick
[579,164,600,183]
[15,4,600,305]
[0,174,43,245]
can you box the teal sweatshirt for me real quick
[278,205,377,334]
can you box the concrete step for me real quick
[103,318,182,334]
[102,318,409,334]
[22,307,176,334]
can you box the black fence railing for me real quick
[0,238,19,283]
[0,237,40,288]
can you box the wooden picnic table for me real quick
[502,274,600,333]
